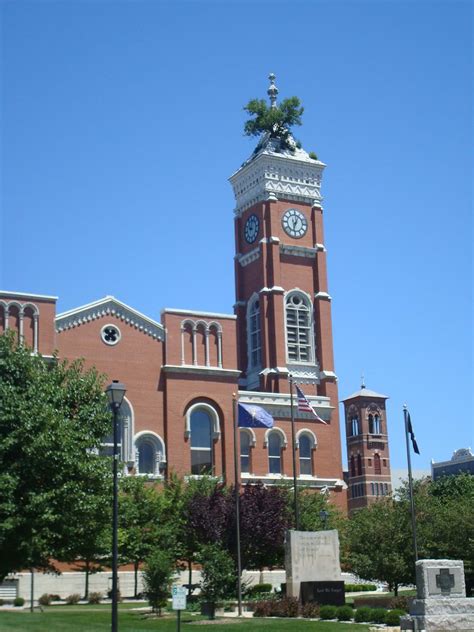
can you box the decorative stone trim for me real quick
[314,292,332,301]
[163,308,236,320]
[287,363,320,385]
[241,473,346,490]
[319,370,338,381]
[238,389,333,422]
[163,365,241,378]
[0,291,57,301]
[230,152,325,215]
[239,427,257,447]
[314,243,326,252]
[280,244,317,258]
[56,296,165,341]
[259,286,285,294]
[263,426,288,448]
[260,236,281,244]
[236,247,260,267]
[295,428,318,449]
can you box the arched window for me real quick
[135,432,165,476]
[373,414,381,434]
[350,455,356,477]
[350,415,359,436]
[247,296,262,368]
[268,432,283,474]
[374,453,381,475]
[299,434,313,475]
[357,454,362,476]
[240,430,252,474]
[285,291,314,363]
[190,408,214,475]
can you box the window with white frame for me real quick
[299,434,313,475]
[190,408,214,475]
[135,433,165,476]
[268,432,283,474]
[101,399,133,462]
[369,413,382,434]
[240,430,251,474]
[350,415,359,436]
[248,297,262,368]
[285,292,313,363]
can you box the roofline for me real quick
[162,308,236,320]
[56,296,164,331]
[0,290,58,301]
[341,392,389,402]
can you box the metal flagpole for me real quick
[289,375,300,530]
[403,405,418,562]
[232,395,243,616]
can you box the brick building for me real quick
[1,77,394,514]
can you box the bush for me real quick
[49,594,61,601]
[13,597,25,607]
[0,599,4,606]
[319,604,337,619]
[38,593,52,606]
[337,605,354,621]
[246,583,273,598]
[301,601,320,618]
[369,607,387,623]
[390,595,410,611]
[252,597,299,618]
[197,544,236,606]
[88,592,102,604]
[253,600,272,617]
[345,583,377,592]
[65,594,81,605]
[143,549,174,615]
[354,606,372,622]
[107,589,122,602]
[385,608,406,626]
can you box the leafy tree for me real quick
[0,332,112,581]
[197,543,236,613]
[243,96,304,150]
[347,497,414,595]
[142,549,176,615]
[118,476,163,598]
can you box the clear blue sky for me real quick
[1,1,472,474]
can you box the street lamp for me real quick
[105,380,126,632]
[319,509,329,530]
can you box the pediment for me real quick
[55,296,165,342]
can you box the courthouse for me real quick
[0,78,393,513]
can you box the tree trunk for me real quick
[187,559,192,596]
[134,561,139,598]
[394,583,399,597]
[84,561,90,600]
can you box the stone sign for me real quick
[300,580,345,606]
[401,560,474,631]
[285,530,341,599]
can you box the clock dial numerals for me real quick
[244,214,260,244]
[282,208,308,239]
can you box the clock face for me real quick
[244,214,259,244]
[282,208,308,238]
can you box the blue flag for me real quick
[238,403,274,428]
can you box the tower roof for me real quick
[341,386,389,402]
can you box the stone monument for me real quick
[401,559,474,631]
[285,529,343,603]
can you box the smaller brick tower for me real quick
[342,383,392,512]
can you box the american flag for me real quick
[295,385,327,424]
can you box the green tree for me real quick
[197,543,236,616]
[142,549,176,615]
[243,96,304,150]
[0,332,112,581]
[118,476,163,598]
[347,497,414,595]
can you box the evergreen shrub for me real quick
[319,604,337,619]
[13,597,25,607]
[385,608,406,625]
[354,606,372,622]
[369,607,387,623]
[336,605,353,621]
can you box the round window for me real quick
[101,324,121,346]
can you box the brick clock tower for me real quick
[229,75,346,506]
[342,383,392,512]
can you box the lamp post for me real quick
[319,509,329,529]
[105,380,126,632]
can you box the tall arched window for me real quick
[248,298,262,367]
[373,414,381,434]
[190,408,213,475]
[299,434,312,475]
[285,291,314,363]
[350,415,359,436]
[350,455,356,477]
[135,432,165,476]
[374,453,381,475]
[268,432,282,474]
[240,430,252,474]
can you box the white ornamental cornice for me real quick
[235,246,261,267]
[56,296,165,341]
[230,151,325,216]
[280,244,317,259]
[238,389,333,422]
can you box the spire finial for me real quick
[267,73,278,109]
[361,372,366,389]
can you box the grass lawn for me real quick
[0,606,372,632]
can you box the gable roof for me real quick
[341,387,389,402]
[55,296,165,342]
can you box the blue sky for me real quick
[1,1,472,475]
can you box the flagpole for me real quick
[232,394,243,616]
[403,404,418,562]
[289,375,300,530]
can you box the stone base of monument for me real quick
[400,559,474,631]
[300,581,345,606]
